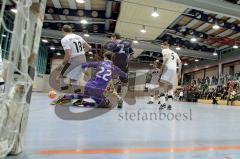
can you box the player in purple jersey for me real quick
[82,52,127,106]
[110,33,133,108]
[52,52,128,107]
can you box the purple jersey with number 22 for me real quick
[82,60,127,91]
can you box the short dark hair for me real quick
[111,33,121,39]
[103,51,113,60]
[161,41,170,46]
[62,25,72,33]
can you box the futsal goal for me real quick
[0,0,46,157]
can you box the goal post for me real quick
[0,0,47,157]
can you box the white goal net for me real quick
[0,0,46,157]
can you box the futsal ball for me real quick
[48,90,57,99]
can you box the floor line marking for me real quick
[38,145,240,155]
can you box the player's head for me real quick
[160,41,170,49]
[153,60,159,68]
[103,51,113,61]
[111,33,121,41]
[62,25,72,35]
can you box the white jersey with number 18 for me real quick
[61,33,86,58]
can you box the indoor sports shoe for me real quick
[51,95,64,105]
[159,103,166,110]
[71,99,84,107]
[51,95,71,105]
[117,99,123,109]
[147,101,154,104]
[98,100,111,108]
[167,105,172,110]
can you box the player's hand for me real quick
[159,68,163,75]
[62,60,68,66]
[178,73,181,80]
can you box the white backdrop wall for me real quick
[194,70,204,79]
[205,67,218,77]
[223,65,230,75]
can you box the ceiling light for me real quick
[76,0,85,3]
[196,14,202,19]
[56,52,61,56]
[42,39,48,43]
[208,18,213,23]
[2,34,6,37]
[151,8,159,17]
[189,30,194,35]
[176,46,181,50]
[219,22,225,27]
[50,46,55,50]
[88,51,93,55]
[84,33,90,37]
[213,52,218,56]
[11,8,17,13]
[179,27,186,32]
[195,59,199,62]
[233,45,239,49]
[231,25,236,30]
[133,40,139,44]
[140,25,146,33]
[190,37,197,43]
[90,56,93,59]
[212,24,220,30]
[80,19,88,24]
[184,63,188,66]
[199,33,204,38]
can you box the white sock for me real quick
[60,78,68,87]
[160,96,166,104]
[64,78,68,84]
[71,80,79,90]
[71,80,78,86]
[168,89,174,97]
[120,85,128,98]
[150,96,154,102]
[168,89,174,103]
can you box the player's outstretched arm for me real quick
[82,62,99,69]
[113,65,128,79]
[63,50,71,64]
[83,41,92,52]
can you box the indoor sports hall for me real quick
[0,0,240,159]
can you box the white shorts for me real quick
[146,83,159,90]
[160,68,177,85]
[64,55,86,80]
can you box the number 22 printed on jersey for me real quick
[96,66,112,81]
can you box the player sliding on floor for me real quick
[158,42,182,110]
[52,52,128,108]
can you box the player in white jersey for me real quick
[60,25,91,92]
[146,61,161,104]
[159,42,182,109]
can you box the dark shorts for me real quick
[118,66,128,83]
